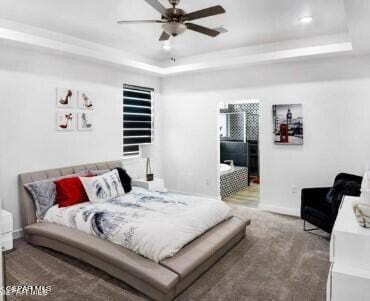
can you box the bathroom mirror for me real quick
[218,112,246,142]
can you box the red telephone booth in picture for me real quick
[280,124,288,143]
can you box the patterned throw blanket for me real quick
[43,187,232,262]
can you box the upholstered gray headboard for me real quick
[18,160,122,228]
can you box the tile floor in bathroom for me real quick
[224,183,260,208]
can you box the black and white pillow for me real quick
[80,169,125,203]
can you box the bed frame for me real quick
[19,160,250,301]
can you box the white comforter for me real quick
[43,187,232,262]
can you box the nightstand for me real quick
[1,210,13,251]
[132,178,167,192]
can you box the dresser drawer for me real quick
[1,210,13,234]
[331,197,370,270]
[331,263,370,301]
[1,232,13,251]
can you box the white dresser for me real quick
[328,196,370,301]
[1,210,13,251]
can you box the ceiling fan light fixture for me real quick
[162,22,187,36]
[163,40,171,51]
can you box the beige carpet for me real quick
[5,207,330,301]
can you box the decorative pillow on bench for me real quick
[80,169,125,203]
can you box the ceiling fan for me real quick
[117,0,226,41]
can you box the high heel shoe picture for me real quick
[56,88,76,108]
[78,92,93,109]
[56,111,75,131]
[59,89,72,105]
[78,112,93,131]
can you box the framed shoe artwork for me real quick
[77,112,93,131]
[55,88,94,131]
[78,91,94,110]
[56,111,76,131]
[56,88,77,108]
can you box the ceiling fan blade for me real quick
[159,31,171,41]
[144,0,168,17]
[186,23,220,37]
[117,20,165,24]
[182,5,225,21]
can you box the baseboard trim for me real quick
[259,204,300,217]
[13,228,24,239]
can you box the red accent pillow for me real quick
[55,176,91,207]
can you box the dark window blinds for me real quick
[123,85,153,157]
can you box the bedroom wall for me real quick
[0,42,162,234]
[161,54,370,215]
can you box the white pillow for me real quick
[80,169,125,203]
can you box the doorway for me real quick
[218,100,260,208]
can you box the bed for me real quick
[19,160,250,301]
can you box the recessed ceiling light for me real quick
[300,16,313,24]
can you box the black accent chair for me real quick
[301,173,363,233]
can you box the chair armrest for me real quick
[301,187,331,209]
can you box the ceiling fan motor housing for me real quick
[165,8,185,21]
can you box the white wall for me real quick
[0,43,162,233]
[161,54,370,215]
[0,199,2,294]
[2,39,370,234]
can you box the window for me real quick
[123,84,154,158]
